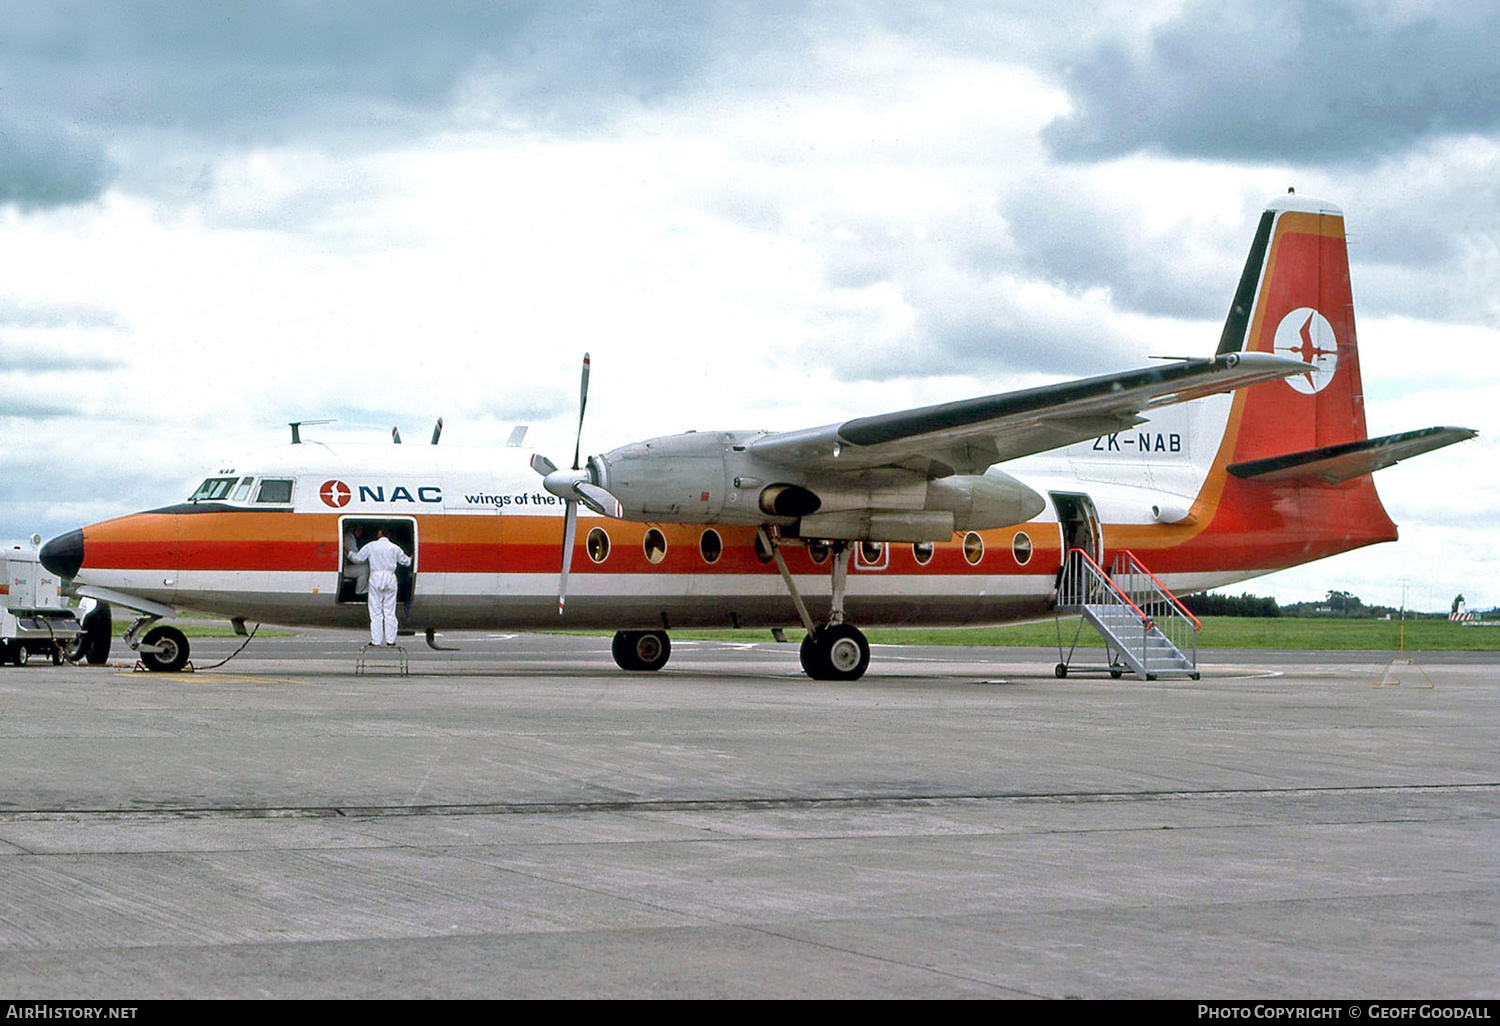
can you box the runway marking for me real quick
[2,782,1493,822]
[113,671,315,686]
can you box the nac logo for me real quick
[319,480,352,508]
[1273,308,1339,394]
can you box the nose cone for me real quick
[39,529,84,579]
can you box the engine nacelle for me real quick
[797,470,1045,541]
[594,431,738,523]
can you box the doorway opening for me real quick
[337,517,417,605]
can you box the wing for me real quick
[749,352,1308,475]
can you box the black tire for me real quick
[14,645,29,667]
[610,630,633,669]
[799,632,829,679]
[83,604,112,664]
[1109,668,1123,679]
[802,625,869,681]
[1054,663,1068,678]
[66,604,113,664]
[140,625,190,673]
[612,630,670,672]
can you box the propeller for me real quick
[529,353,622,614]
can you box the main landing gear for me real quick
[612,629,671,672]
[799,622,870,682]
[760,528,872,682]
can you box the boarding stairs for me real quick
[1054,548,1200,680]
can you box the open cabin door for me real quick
[337,516,417,606]
[1049,492,1102,584]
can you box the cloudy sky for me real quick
[2,0,1495,612]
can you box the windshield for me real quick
[188,477,239,502]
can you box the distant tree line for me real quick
[1181,592,1281,617]
[1178,589,1480,619]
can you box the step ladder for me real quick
[1054,548,1200,680]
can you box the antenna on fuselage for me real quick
[431,418,443,445]
[507,426,529,447]
[289,419,335,444]
[392,426,402,444]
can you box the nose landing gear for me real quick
[124,615,192,673]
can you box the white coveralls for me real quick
[347,536,412,645]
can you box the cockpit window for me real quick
[256,479,294,504]
[189,477,238,502]
[231,477,255,502]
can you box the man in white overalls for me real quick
[346,528,412,646]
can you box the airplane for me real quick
[39,193,1475,679]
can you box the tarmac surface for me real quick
[0,630,1495,999]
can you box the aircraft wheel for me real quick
[1109,668,1123,679]
[1054,663,1068,678]
[140,626,190,673]
[612,630,670,672]
[802,625,869,682]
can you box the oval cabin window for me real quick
[587,527,611,563]
[643,528,668,565]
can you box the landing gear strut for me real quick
[759,528,872,682]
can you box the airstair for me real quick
[1054,548,1200,680]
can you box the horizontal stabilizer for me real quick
[1226,426,1477,484]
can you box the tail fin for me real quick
[1216,193,1369,463]
[1150,195,1472,577]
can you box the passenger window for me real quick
[643,528,667,565]
[256,479,294,503]
[587,527,611,563]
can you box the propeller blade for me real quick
[557,499,578,614]
[575,481,623,519]
[573,352,591,470]
[530,453,558,477]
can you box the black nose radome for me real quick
[39,529,84,579]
